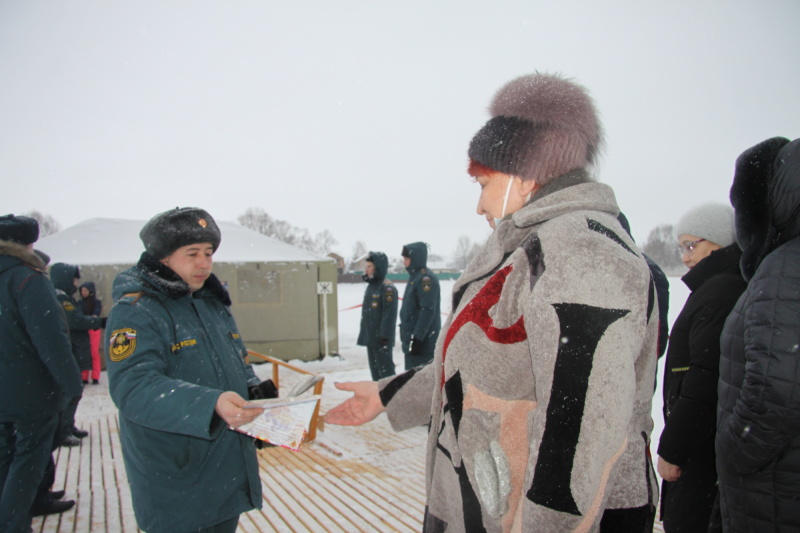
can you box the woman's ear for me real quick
[517,178,541,198]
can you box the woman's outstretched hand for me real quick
[324,381,385,426]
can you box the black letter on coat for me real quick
[527,303,629,515]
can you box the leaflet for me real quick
[233,395,320,451]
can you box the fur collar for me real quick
[730,136,791,281]
[0,239,45,270]
[138,252,231,305]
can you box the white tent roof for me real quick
[36,218,333,265]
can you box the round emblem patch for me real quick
[109,328,137,362]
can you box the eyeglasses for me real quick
[678,238,706,257]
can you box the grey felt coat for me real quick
[379,172,660,532]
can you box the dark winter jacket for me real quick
[79,281,102,317]
[105,252,261,533]
[399,242,441,357]
[357,251,398,348]
[0,241,82,419]
[380,172,660,531]
[50,263,103,371]
[657,243,745,529]
[717,137,800,532]
[617,212,670,358]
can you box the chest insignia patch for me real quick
[109,328,137,362]
[171,339,198,353]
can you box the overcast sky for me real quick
[1,1,798,261]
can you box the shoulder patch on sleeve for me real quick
[62,301,75,311]
[109,328,137,362]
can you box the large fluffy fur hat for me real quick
[140,207,221,259]
[468,72,604,184]
[729,136,791,280]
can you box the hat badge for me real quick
[198,218,208,228]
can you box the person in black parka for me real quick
[399,242,441,370]
[716,137,800,533]
[357,251,398,380]
[656,203,746,532]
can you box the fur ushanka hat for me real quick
[0,214,39,245]
[468,72,604,184]
[139,207,221,259]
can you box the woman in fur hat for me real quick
[716,137,800,532]
[327,73,660,532]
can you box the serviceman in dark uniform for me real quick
[357,251,398,380]
[105,207,272,533]
[50,263,103,447]
[0,215,82,533]
[399,242,441,370]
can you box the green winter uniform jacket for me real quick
[50,263,103,371]
[399,242,441,356]
[357,251,398,348]
[105,253,261,533]
[0,241,82,419]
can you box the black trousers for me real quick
[0,413,60,533]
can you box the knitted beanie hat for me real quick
[468,72,604,184]
[140,207,221,259]
[675,203,736,247]
[0,214,39,245]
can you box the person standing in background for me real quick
[0,215,82,532]
[49,263,103,446]
[357,251,398,380]
[656,203,745,532]
[79,282,103,385]
[399,242,440,370]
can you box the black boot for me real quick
[31,498,75,516]
[60,435,81,447]
[72,427,89,439]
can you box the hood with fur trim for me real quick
[729,136,798,280]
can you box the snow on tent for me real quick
[36,218,339,362]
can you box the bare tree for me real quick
[238,207,338,256]
[312,230,338,256]
[643,223,684,274]
[23,210,61,237]
[449,235,481,271]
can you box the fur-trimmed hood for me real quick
[0,239,46,272]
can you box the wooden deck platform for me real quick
[31,367,663,532]
[31,367,428,533]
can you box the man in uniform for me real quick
[357,251,398,380]
[105,207,273,533]
[50,262,104,446]
[0,215,82,532]
[399,242,441,370]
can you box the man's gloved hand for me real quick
[380,338,390,346]
[408,336,422,355]
[248,379,279,400]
